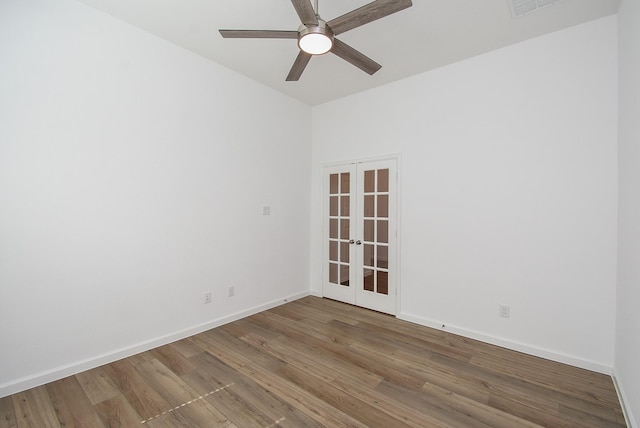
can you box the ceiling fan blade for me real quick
[327,0,412,35]
[286,51,313,81]
[331,38,381,75]
[219,30,298,39]
[291,0,319,25]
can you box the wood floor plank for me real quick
[169,337,206,359]
[252,306,388,393]
[471,350,619,403]
[431,348,621,427]
[276,362,414,428]
[126,350,156,367]
[559,401,625,428]
[250,312,385,390]
[181,376,274,427]
[249,332,384,389]
[179,359,279,427]
[93,394,144,427]
[432,352,561,413]
[225,316,283,341]
[376,379,496,428]
[170,398,235,428]
[205,334,368,427]
[488,389,580,428]
[11,386,61,428]
[241,334,338,385]
[255,309,426,390]
[329,372,451,428]
[0,396,17,428]
[421,380,544,428]
[150,343,196,376]
[75,366,121,405]
[390,347,491,404]
[0,296,627,428]
[101,358,176,422]
[356,319,473,362]
[45,376,106,427]
[184,351,325,428]
[243,363,369,428]
[135,359,202,407]
[189,329,287,386]
[134,359,231,426]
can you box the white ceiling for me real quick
[77,0,620,106]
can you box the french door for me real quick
[322,159,397,315]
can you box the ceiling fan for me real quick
[219,0,413,81]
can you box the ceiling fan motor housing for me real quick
[298,19,334,55]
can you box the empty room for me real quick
[1,0,639,426]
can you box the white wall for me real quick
[311,16,619,372]
[616,0,640,425]
[0,0,311,396]
[0,0,626,406]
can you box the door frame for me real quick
[320,154,402,316]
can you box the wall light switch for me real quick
[261,205,271,216]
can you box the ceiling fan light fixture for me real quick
[219,0,413,81]
[298,21,334,55]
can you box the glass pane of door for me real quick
[361,168,390,295]
[328,172,351,287]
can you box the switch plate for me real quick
[204,292,212,304]
[227,286,235,297]
[261,205,271,216]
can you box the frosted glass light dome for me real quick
[298,20,334,55]
[299,32,332,54]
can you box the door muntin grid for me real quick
[328,172,351,286]
[362,168,390,295]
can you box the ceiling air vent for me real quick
[508,0,559,17]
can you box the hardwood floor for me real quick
[0,296,626,427]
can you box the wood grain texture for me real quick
[0,296,626,427]
[331,39,382,75]
[46,377,106,427]
[219,30,298,39]
[286,51,313,81]
[290,0,318,25]
[11,387,60,428]
[0,395,17,428]
[327,0,413,36]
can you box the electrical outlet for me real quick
[499,304,510,318]
[204,291,212,304]
[227,286,235,297]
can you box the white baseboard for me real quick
[0,291,310,398]
[397,312,613,375]
[612,367,637,428]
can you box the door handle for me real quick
[349,239,355,244]
[355,240,362,245]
